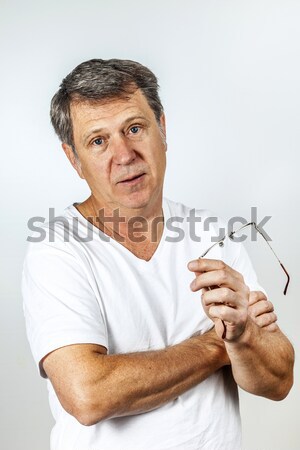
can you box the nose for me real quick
[110,135,136,165]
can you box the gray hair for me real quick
[50,59,164,150]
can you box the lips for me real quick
[118,173,145,183]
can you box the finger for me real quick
[263,322,279,332]
[253,312,278,328]
[188,259,245,293]
[215,319,227,340]
[208,304,241,321]
[202,287,244,309]
[188,258,245,283]
[249,300,274,318]
[248,290,267,306]
[208,305,248,340]
[188,258,227,272]
[191,269,247,295]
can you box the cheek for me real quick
[153,147,167,172]
[147,136,166,162]
[80,159,108,183]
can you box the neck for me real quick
[79,195,164,246]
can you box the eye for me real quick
[92,137,104,146]
[129,126,140,134]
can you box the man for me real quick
[22,59,294,450]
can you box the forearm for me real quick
[225,319,294,400]
[72,329,229,425]
[188,258,294,401]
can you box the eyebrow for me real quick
[82,115,150,144]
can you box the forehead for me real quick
[70,89,155,131]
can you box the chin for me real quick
[122,198,150,210]
[113,179,163,211]
[119,191,156,211]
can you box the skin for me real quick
[188,258,294,399]
[43,88,294,426]
[62,90,167,259]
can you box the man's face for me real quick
[63,89,167,213]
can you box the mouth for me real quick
[118,173,146,185]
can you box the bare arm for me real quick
[43,328,229,426]
[232,290,294,398]
[224,317,294,399]
[188,258,294,401]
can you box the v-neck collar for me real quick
[68,198,170,264]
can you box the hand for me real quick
[188,258,250,341]
[248,291,278,331]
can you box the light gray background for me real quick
[1,1,299,449]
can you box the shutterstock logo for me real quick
[26,207,272,244]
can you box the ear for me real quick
[159,113,167,151]
[62,144,85,179]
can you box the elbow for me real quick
[245,365,294,401]
[274,349,295,401]
[267,342,295,401]
[66,388,112,426]
[248,378,293,402]
[270,373,294,402]
[264,362,294,401]
[267,387,292,402]
[72,400,110,427]
[75,410,103,427]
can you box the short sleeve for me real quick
[22,237,108,378]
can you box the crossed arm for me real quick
[43,260,294,426]
[43,327,228,426]
[188,258,294,401]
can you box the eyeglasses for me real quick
[199,222,290,338]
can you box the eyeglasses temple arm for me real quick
[230,222,290,295]
[199,237,226,258]
[280,263,290,296]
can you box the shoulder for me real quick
[163,197,253,267]
[23,204,88,280]
[25,203,90,256]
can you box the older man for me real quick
[22,59,294,450]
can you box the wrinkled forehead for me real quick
[69,89,157,143]
[70,89,155,124]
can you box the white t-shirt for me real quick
[22,198,262,450]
